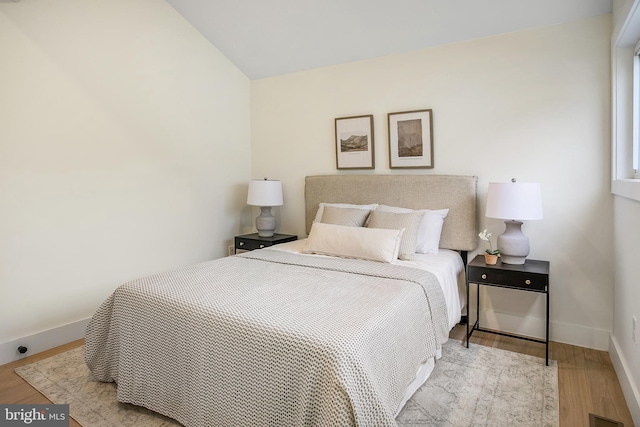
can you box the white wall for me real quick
[612,196,640,424]
[0,0,251,363]
[251,16,613,350]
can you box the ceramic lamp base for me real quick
[497,220,529,265]
[255,206,276,237]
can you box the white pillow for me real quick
[366,210,425,259]
[313,203,378,223]
[302,222,404,263]
[376,204,449,254]
[320,206,372,227]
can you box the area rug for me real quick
[15,339,558,427]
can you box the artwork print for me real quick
[388,109,433,169]
[335,115,374,169]
[397,119,423,157]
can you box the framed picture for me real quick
[388,109,433,169]
[335,115,374,169]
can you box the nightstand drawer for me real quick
[235,237,270,251]
[468,267,548,292]
[234,233,298,253]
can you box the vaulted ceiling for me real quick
[166,0,613,80]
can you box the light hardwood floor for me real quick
[0,329,635,427]
[0,339,84,427]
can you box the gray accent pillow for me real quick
[320,206,372,227]
[376,205,449,254]
[313,203,378,223]
[367,210,425,259]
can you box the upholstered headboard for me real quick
[305,174,478,252]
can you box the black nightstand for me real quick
[466,255,550,365]
[234,233,297,253]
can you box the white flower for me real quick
[478,228,499,255]
[478,229,491,241]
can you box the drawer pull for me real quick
[481,274,487,280]
[525,279,531,285]
[259,244,265,248]
[239,242,244,246]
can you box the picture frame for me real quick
[335,115,375,170]
[388,109,434,169]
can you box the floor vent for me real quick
[589,413,624,427]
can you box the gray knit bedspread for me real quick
[85,249,449,427]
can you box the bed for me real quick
[85,174,478,427]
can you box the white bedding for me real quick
[271,238,466,329]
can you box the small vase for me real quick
[484,254,498,265]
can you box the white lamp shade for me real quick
[247,179,283,207]
[485,182,543,221]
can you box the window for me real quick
[612,0,640,200]
[634,40,640,177]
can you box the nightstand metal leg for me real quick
[476,281,480,330]
[465,281,482,348]
[546,292,550,366]
[466,280,470,348]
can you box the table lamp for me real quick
[485,180,543,265]
[247,178,283,237]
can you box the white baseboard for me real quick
[478,309,610,351]
[550,318,611,351]
[0,318,89,366]
[609,335,640,427]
